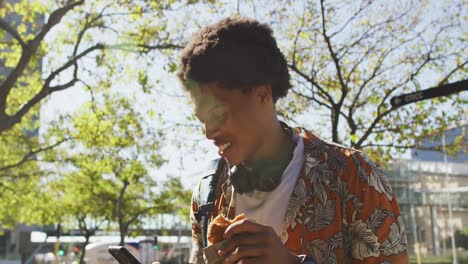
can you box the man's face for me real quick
[190,83,267,166]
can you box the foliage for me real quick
[270,0,467,164]
[0,0,466,251]
[40,93,190,247]
[0,0,191,174]
[446,227,468,250]
[0,0,195,229]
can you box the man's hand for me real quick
[218,218,301,264]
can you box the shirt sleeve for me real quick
[345,152,409,263]
[189,180,205,264]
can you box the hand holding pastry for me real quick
[218,219,301,264]
[203,214,246,263]
[207,213,246,245]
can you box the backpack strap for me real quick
[194,158,223,248]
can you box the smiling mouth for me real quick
[218,142,232,155]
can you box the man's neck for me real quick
[246,119,293,164]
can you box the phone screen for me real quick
[108,246,141,264]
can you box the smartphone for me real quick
[108,246,141,264]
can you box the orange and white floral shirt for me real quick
[190,129,409,264]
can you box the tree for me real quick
[0,0,189,133]
[2,0,465,237]
[0,0,194,225]
[41,93,191,249]
[0,0,194,182]
[275,0,467,163]
[49,159,111,264]
[11,92,192,263]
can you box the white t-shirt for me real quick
[234,132,304,236]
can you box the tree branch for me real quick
[352,28,446,149]
[291,89,332,111]
[73,4,113,57]
[291,11,306,67]
[437,60,468,86]
[0,43,104,133]
[0,1,84,117]
[288,15,336,110]
[361,143,417,149]
[347,38,412,117]
[360,142,460,153]
[320,0,347,142]
[0,182,17,193]
[103,43,184,53]
[45,43,104,87]
[354,106,394,149]
[126,206,163,226]
[337,4,414,60]
[0,137,72,172]
[0,18,26,47]
[288,63,335,105]
[0,171,51,179]
[353,31,422,101]
[116,180,129,235]
[329,0,373,38]
[320,0,346,93]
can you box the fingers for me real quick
[219,232,269,257]
[223,245,266,264]
[223,218,274,239]
[220,218,281,264]
[237,258,259,264]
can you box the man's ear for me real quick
[254,85,273,103]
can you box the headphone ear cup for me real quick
[229,165,255,194]
[253,160,284,192]
[229,153,291,193]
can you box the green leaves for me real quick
[1,0,464,251]
[39,93,190,244]
[282,0,467,165]
[0,0,199,248]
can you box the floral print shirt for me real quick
[189,129,409,264]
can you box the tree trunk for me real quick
[79,233,91,264]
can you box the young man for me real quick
[178,17,408,264]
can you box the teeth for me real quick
[219,142,231,153]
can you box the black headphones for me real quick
[229,122,296,194]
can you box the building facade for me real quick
[387,125,468,256]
